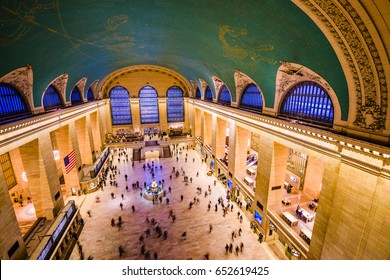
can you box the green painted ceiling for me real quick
[0,0,348,119]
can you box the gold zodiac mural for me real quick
[219,25,277,72]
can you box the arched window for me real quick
[71,86,83,105]
[195,88,201,99]
[43,85,64,111]
[139,86,159,124]
[280,81,334,125]
[240,84,263,112]
[167,86,184,122]
[87,87,95,102]
[110,86,132,125]
[218,85,231,106]
[0,83,30,123]
[205,86,213,102]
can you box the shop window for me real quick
[140,86,159,124]
[43,85,64,111]
[167,86,184,122]
[109,86,132,125]
[279,81,334,125]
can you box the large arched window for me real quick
[71,86,83,105]
[167,86,184,122]
[110,86,132,125]
[87,87,95,102]
[218,85,231,106]
[139,86,159,124]
[279,81,334,125]
[195,88,201,99]
[240,84,263,112]
[43,85,64,111]
[205,86,213,102]
[0,83,30,123]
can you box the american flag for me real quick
[64,150,76,174]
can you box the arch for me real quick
[239,83,263,112]
[0,82,31,124]
[195,87,201,99]
[139,85,159,124]
[167,86,184,122]
[87,87,95,102]
[204,86,213,102]
[43,85,64,111]
[109,86,132,125]
[279,81,334,126]
[218,85,231,106]
[70,86,83,105]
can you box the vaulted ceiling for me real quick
[0,0,374,120]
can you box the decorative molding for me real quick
[212,76,225,101]
[99,65,191,99]
[190,80,198,98]
[234,70,264,106]
[88,80,99,99]
[298,0,388,132]
[48,73,69,104]
[0,65,34,110]
[275,62,342,123]
[199,78,208,99]
[75,77,88,98]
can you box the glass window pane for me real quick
[110,86,132,125]
[140,86,159,124]
[167,86,184,122]
[279,81,334,126]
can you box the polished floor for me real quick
[66,145,281,260]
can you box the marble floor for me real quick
[68,145,281,260]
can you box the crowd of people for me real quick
[73,143,267,260]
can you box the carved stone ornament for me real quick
[212,76,224,97]
[299,0,387,131]
[50,73,69,102]
[75,77,88,96]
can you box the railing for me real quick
[29,201,81,260]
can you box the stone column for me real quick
[131,98,141,132]
[306,154,340,260]
[194,108,202,138]
[90,111,102,154]
[304,157,324,199]
[203,112,212,146]
[54,125,82,196]
[233,126,251,177]
[227,119,236,177]
[0,166,27,260]
[159,97,168,132]
[215,117,227,159]
[19,135,64,220]
[319,151,383,259]
[75,117,93,165]
[254,135,288,232]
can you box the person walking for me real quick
[209,224,213,233]
[120,202,123,210]
[132,205,135,213]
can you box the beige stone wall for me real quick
[19,136,63,220]
[75,117,93,165]
[203,112,212,146]
[304,157,324,199]
[233,126,250,176]
[0,167,27,260]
